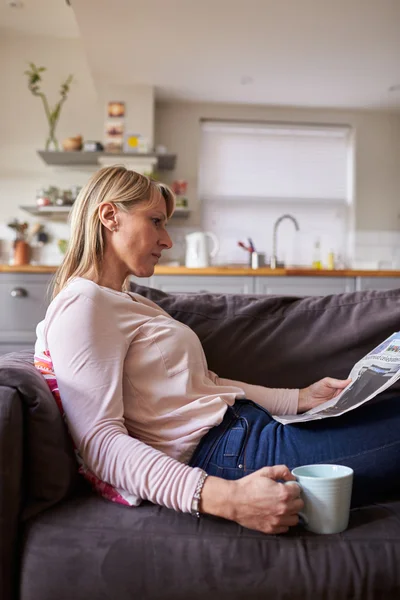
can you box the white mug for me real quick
[286,464,354,534]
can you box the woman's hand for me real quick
[298,377,351,413]
[200,466,304,534]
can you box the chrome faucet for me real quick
[270,214,300,269]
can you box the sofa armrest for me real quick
[0,385,23,600]
[0,352,78,522]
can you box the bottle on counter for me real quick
[335,254,346,269]
[312,239,322,269]
[326,250,335,270]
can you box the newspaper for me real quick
[274,332,400,425]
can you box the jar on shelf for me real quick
[175,196,188,208]
[36,188,51,208]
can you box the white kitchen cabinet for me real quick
[254,276,355,296]
[151,275,254,294]
[356,277,400,292]
[0,273,53,354]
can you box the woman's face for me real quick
[105,190,173,279]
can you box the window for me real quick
[199,120,352,204]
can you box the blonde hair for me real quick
[52,166,175,298]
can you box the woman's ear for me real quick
[99,202,118,232]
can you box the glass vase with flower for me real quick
[24,63,73,151]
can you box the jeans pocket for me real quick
[222,417,248,468]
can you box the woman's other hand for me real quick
[200,465,303,534]
[298,377,351,413]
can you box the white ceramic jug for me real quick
[185,231,219,268]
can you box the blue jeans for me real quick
[189,398,400,507]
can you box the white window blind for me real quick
[199,121,352,203]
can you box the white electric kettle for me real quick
[185,231,219,268]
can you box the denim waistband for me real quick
[189,405,237,470]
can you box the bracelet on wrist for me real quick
[190,470,208,518]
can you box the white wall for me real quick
[0,29,154,264]
[155,101,400,267]
[155,101,400,230]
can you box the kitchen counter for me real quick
[157,266,400,277]
[2,264,400,277]
[0,265,58,273]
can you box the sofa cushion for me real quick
[20,490,400,600]
[0,351,78,520]
[131,283,400,389]
[34,350,141,507]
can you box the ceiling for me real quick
[0,0,79,38]
[2,0,400,110]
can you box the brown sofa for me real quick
[2,284,400,600]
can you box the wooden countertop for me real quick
[156,266,400,277]
[0,265,58,273]
[2,264,400,277]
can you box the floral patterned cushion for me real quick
[34,350,137,506]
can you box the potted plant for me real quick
[24,62,73,151]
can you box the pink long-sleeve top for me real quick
[34,278,298,513]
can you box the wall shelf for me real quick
[19,205,190,220]
[20,206,71,219]
[37,150,177,170]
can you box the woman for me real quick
[35,166,400,535]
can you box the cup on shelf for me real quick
[155,145,167,154]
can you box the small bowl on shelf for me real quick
[62,135,83,151]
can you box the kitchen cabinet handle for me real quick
[10,287,28,298]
